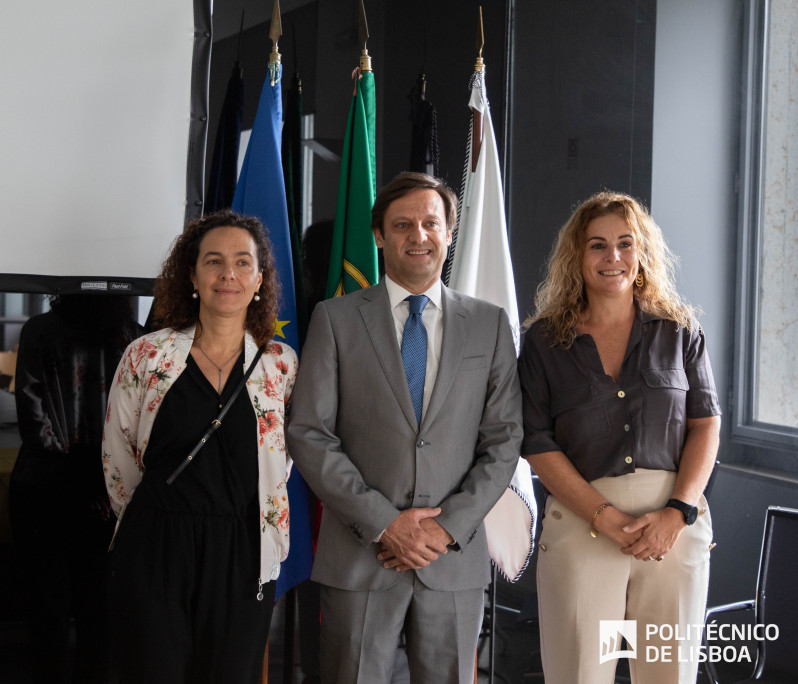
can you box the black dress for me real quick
[108,352,275,684]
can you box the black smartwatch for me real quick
[666,498,698,525]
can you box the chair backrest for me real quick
[754,506,798,678]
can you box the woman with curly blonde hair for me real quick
[518,192,720,684]
[103,209,298,683]
[530,191,697,345]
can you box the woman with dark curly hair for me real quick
[518,192,720,684]
[102,209,298,683]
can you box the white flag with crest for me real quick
[448,68,536,583]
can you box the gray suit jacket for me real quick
[286,280,522,592]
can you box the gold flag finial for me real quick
[268,0,283,80]
[358,0,372,73]
[474,6,485,72]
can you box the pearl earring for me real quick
[253,293,261,302]
[192,290,199,300]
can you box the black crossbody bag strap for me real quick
[166,345,265,485]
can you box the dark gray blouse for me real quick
[518,306,720,482]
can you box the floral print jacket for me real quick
[102,326,298,583]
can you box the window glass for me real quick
[754,0,798,430]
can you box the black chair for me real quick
[703,506,798,684]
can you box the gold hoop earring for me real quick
[635,272,644,288]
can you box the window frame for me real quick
[732,0,798,451]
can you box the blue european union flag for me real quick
[232,63,312,599]
[232,65,298,354]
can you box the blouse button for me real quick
[624,424,631,432]
[625,456,633,464]
[617,390,626,398]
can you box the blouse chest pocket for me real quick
[551,382,609,448]
[641,368,688,425]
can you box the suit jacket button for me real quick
[408,492,414,501]
[417,440,425,448]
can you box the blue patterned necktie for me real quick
[401,294,429,426]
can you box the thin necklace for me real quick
[196,343,242,393]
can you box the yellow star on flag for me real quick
[274,319,290,339]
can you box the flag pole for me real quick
[269,0,282,85]
[266,10,300,684]
[236,9,245,65]
[471,7,485,173]
[358,0,372,73]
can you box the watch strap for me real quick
[666,498,698,525]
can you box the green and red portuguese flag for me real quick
[325,69,379,299]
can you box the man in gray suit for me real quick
[287,171,522,684]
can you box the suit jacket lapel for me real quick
[359,281,419,431]
[422,285,467,430]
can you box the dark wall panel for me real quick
[381,0,509,190]
[707,466,798,605]
[508,0,656,320]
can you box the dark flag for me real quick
[408,72,440,178]
[205,61,244,213]
[281,71,308,347]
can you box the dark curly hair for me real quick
[152,209,280,346]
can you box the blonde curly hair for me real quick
[527,191,697,347]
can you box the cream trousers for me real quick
[536,469,713,684]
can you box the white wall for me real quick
[651,0,742,416]
[0,0,195,280]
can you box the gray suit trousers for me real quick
[320,572,484,684]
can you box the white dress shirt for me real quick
[384,275,443,421]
